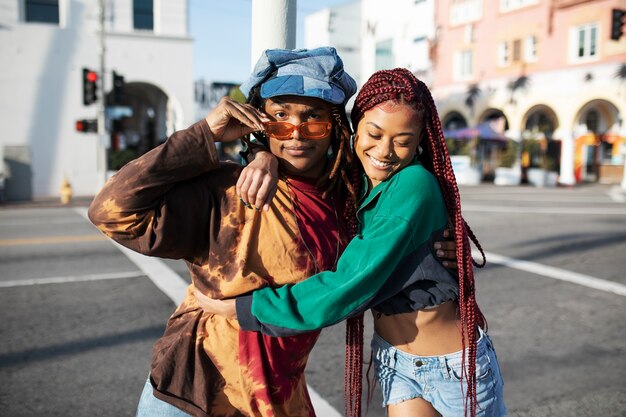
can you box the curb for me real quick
[0,196,94,209]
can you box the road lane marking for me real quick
[72,208,189,305]
[109,240,189,305]
[463,205,626,215]
[307,387,343,417]
[459,188,548,194]
[480,251,626,297]
[73,207,342,417]
[0,234,107,246]
[608,186,626,203]
[463,195,621,203]
[0,271,145,288]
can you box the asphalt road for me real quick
[1,183,625,417]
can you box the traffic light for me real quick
[611,9,625,41]
[82,68,98,105]
[112,71,126,104]
[75,119,98,133]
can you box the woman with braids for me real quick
[88,47,360,417]
[199,68,506,417]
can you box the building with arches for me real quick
[308,0,625,186]
[430,0,626,185]
[0,0,193,200]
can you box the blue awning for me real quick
[443,122,509,141]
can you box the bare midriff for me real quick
[372,300,468,356]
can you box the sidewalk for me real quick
[0,195,94,209]
[2,181,625,209]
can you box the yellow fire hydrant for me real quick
[60,176,73,205]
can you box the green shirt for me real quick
[237,161,458,336]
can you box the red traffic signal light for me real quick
[611,9,625,41]
[75,119,98,133]
[82,68,98,105]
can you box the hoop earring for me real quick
[418,145,423,155]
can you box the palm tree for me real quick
[615,62,626,80]
[508,75,530,105]
[465,83,481,117]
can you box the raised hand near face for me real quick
[205,97,270,143]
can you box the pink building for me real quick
[431,0,626,185]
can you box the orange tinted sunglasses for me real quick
[263,121,332,140]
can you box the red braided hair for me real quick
[349,68,487,417]
[343,162,363,417]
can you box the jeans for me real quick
[135,377,192,417]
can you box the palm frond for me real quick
[614,63,626,80]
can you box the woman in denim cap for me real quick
[199,69,507,417]
[89,47,360,417]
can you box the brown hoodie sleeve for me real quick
[87,120,223,260]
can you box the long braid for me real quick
[344,162,363,417]
[321,106,356,201]
[352,68,486,417]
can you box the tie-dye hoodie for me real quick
[88,120,345,417]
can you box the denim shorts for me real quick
[371,328,506,416]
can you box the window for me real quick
[500,0,539,13]
[512,39,521,62]
[524,35,537,62]
[134,0,153,30]
[454,50,473,80]
[25,0,59,24]
[572,23,598,61]
[328,12,336,33]
[498,42,509,67]
[375,39,394,71]
[450,0,482,26]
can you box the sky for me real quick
[189,0,353,83]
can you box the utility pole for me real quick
[250,0,297,68]
[97,0,108,189]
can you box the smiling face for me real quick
[354,101,422,188]
[264,95,333,178]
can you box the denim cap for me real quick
[240,47,357,106]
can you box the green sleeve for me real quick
[245,214,415,332]
[236,163,449,335]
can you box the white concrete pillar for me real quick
[559,130,576,186]
[251,0,297,69]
